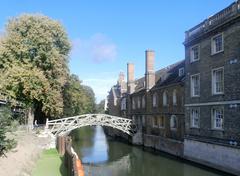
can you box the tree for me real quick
[0,106,16,156]
[63,74,96,117]
[95,100,106,114]
[0,14,71,123]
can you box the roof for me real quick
[153,60,185,89]
[132,60,185,93]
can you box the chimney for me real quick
[127,63,135,94]
[117,72,125,85]
[145,50,155,90]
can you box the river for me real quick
[70,126,226,176]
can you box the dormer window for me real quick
[179,67,184,77]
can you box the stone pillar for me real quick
[145,50,155,91]
[127,63,135,94]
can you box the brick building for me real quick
[107,1,240,174]
[108,50,185,156]
[184,1,240,175]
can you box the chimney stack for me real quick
[117,72,125,85]
[145,50,155,90]
[127,63,135,94]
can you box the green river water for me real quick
[70,126,227,176]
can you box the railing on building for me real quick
[185,0,240,41]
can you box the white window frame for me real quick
[190,108,200,128]
[191,73,200,97]
[212,67,224,95]
[211,107,224,130]
[173,89,177,106]
[190,44,200,63]
[211,33,224,55]
[153,93,157,108]
[163,91,168,106]
[170,115,177,130]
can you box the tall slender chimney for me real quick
[145,50,155,90]
[117,72,125,85]
[127,63,135,94]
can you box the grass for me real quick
[32,148,68,176]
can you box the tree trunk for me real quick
[27,107,34,131]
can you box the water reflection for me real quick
[71,126,223,176]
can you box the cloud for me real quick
[83,78,116,103]
[71,33,117,63]
[82,73,119,103]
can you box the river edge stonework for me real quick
[107,1,240,175]
[56,136,85,176]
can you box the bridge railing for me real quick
[45,114,136,136]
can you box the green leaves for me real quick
[0,14,71,118]
[0,107,16,155]
[0,13,96,120]
[63,74,96,117]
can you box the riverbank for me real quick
[32,148,67,176]
[0,130,51,176]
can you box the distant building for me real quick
[108,50,185,156]
[107,72,127,116]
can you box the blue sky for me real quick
[0,0,234,102]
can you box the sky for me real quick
[0,0,234,103]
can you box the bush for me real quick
[0,106,16,156]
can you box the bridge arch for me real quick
[45,114,134,136]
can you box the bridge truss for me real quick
[45,114,134,136]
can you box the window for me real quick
[142,96,145,108]
[179,67,185,77]
[173,89,177,105]
[190,45,200,62]
[212,67,224,95]
[163,91,168,106]
[142,115,145,127]
[158,116,165,128]
[170,115,177,129]
[132,98,136,110]
[132,115,136,123]
[212,107,224,130]
[191,74,200,97]
[211,33,224,54]
[153,93,157,107]
[153,116,158,128]
[121,98,126,110]
[137,97,141,109]
[190,108,200,128]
